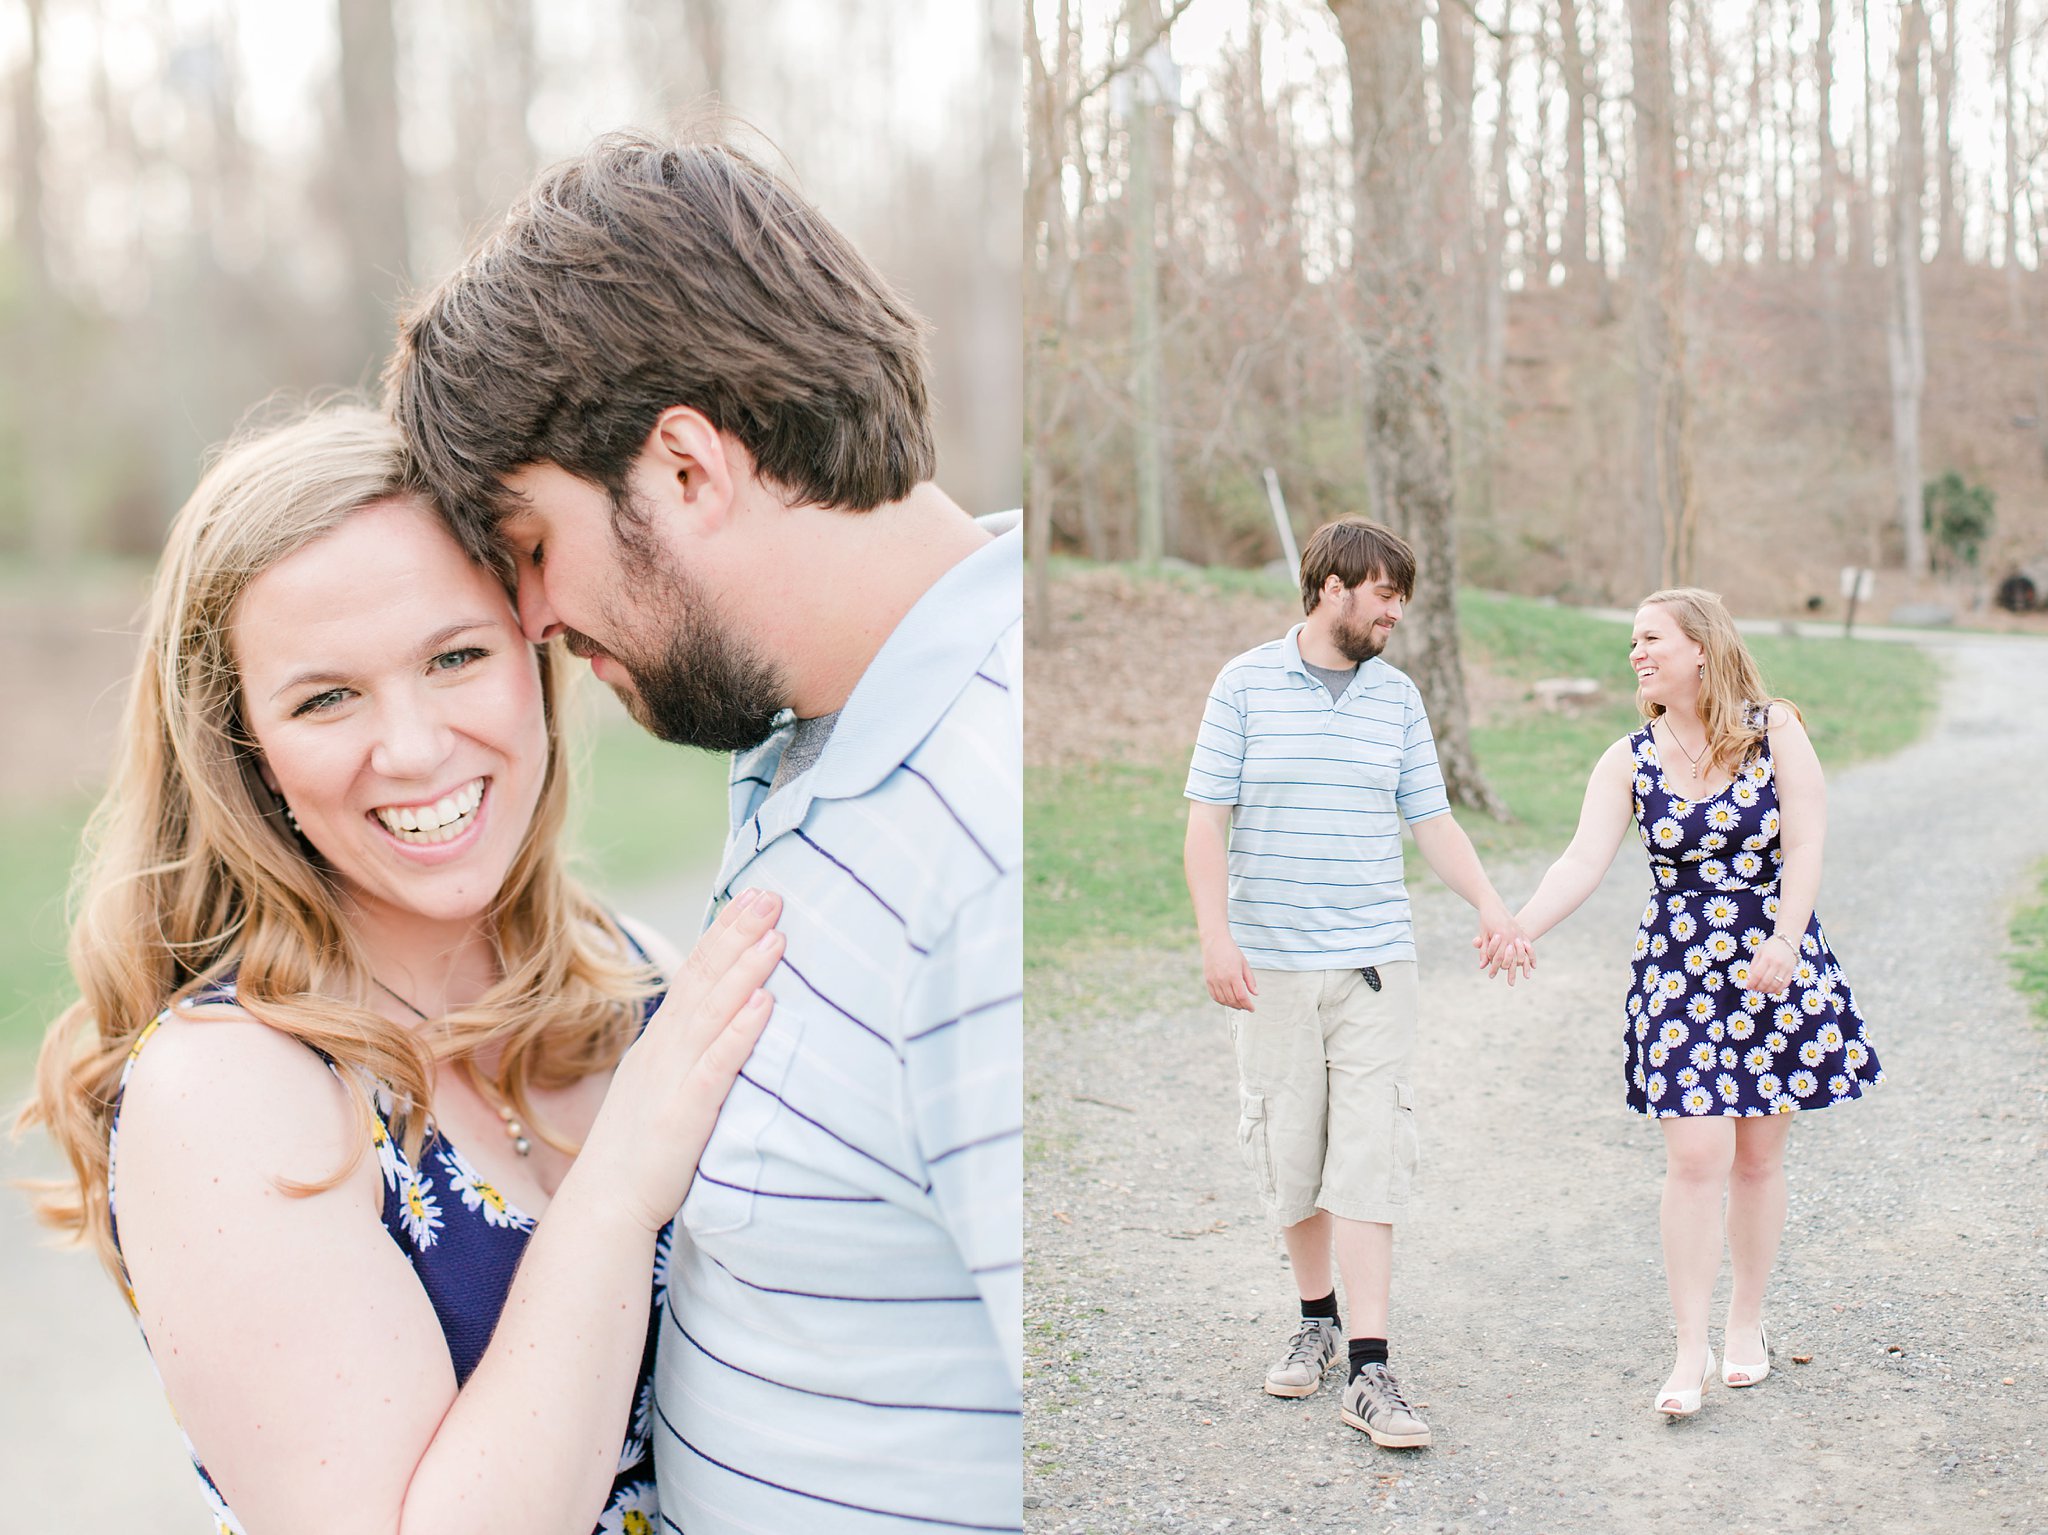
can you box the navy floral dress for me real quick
[108,975,668,1535]
[1623,713,1882,1117]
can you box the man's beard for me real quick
[584,513,789,753]
[1331,612,1390,665]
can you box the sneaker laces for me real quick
[1284,1320,1331,1366]
[1361,1362,1414,1412]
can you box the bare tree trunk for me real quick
[1934,0,1960,262]
[1854,0,1876,265]
[1628,0,1695,589]
[1587,0,1620,320]
[2002,0,2024,327]
[453,0,537,238]
[1817,0,1846,395]
[9,0,74,564]
[1888,0,1931,579]
[1327,0,1504,818]
[335,0,413,377]
[1025,0,1074,638]
[1122,0,1166,564]
[1559,0,1590,275]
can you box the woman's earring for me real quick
[278,798,302,835]
[1697,663,1705,679]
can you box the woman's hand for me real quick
[585,888,784,1234]
[1747,932,1799,998]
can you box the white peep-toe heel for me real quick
[1722,1324,1770,1388]
[1656,1349,1713,1417]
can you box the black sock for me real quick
[1349,1337,1389,1380]
[1299,1291,1340,1327]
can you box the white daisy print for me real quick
[1671,912,1699,942]
[398,1170,444,1249]
[370,1112,404,1193]
[1742,832,1768,852]
[441,1145,533,1232]
[1649,935,1669,957]
[1763,894,1781,920]
[1707,1020,1727,1043]
[1667,895,1689,915]
[1757,1073,1783,1099]
[1635,1019,1650,1042]
[1653,818,1684,849]
[1802,933,1821,956]
[1704,896,1739,928]
[1660,1020,1689,1048]
[1741,927,1767,952]
[1770,1094,1798,1114]
[1687,997,1716,1026]
[1845,1040,1868,1071]
[1706,932,1738,963]
[1649,993,1668,1018]
[1661,973,1688,1000]
[1705,803,1738,832]
[1774,1004,1800,1031]
[1641,899,1660,926]
[1719,1046,1738,1069]
[1729,1013,1756,1041]
[1702,971,1726,993]
[1734,852,1763,880]
[1828,1075,1851,1098]
[1744,1047,1772,1073]
[1789,1070,1819,1099]
[1761,808,1781,837]
[1683,945,1712,976]
[1795,960,1819,987]
[1635,772,1655,798]
[1677,1066,1701,1089]
[1716,1072,1741,1103]
[1683,1087,1713,1114]
[1700,832,1728,852]
[1802,991,1827,1016]
[1766,1031,1790,1055]
[1649,1041,1669,1068]
[1647,1073,1668,1102]
[1699,859,1729,885]
[1798,1040,1825,1068]
[597,1481,660,1535]
[1668,797,1695,818]
[1628,993,1644,1017]
[1689,1041,1717,1070]
[1657,864,1678,888]
[1731,778,1760,807]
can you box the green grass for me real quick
[0,718,730,1075]
[1027,583,1944,976]
[2010,862,2048,1027]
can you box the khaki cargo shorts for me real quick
[1228,963,1420,1228]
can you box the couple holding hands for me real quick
[1185,518,1882,1446]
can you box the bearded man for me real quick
[1183,517,1525,1450]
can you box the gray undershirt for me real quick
[1304,660,1357,701]
[769,710,840,794]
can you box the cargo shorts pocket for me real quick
[1237,1089,1276,1203]
[1389,1081,1420,1202]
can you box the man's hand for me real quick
[1472,899,1535,985]
[1202,935,1259,1011]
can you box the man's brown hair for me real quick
[386,131,936,560]
[1299,518,1417,613]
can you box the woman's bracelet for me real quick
[1765,933,1799,957]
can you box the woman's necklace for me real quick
[1661,716,1709,784]
[370,977,533,1157]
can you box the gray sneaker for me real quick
[1263,1317,1341,1398]
[1340,1361,1432,1448]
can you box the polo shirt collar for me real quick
[722,526,1021,868]
[1284,623,1382,698]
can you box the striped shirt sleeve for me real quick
[904,861,1024,1388]
[1185,672,1246,804]
[1395,682,1452,823]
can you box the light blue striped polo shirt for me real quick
[654,529,1022,1534]
[1185,624,1451,970]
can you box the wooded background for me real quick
[1027,0,2048,623]
[0,0,1021,567]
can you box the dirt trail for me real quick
[1025,634,2048,1533]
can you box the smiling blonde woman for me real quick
[1491,587,1882,1422]
[18,405,781,1535]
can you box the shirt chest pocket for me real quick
[1347,737,1403,793]
[679,1012,803,1238]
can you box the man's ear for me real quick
[1321,573,1348,606]
[640,406,737,531]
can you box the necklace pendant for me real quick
[512,1134,532,1157]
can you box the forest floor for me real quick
[1025,592,2048,1532]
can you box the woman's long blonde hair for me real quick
[1636,587,1801,778]
[17,405,655,1276]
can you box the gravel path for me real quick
[1025,634,2048,1534]
[0,863,718,1534]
